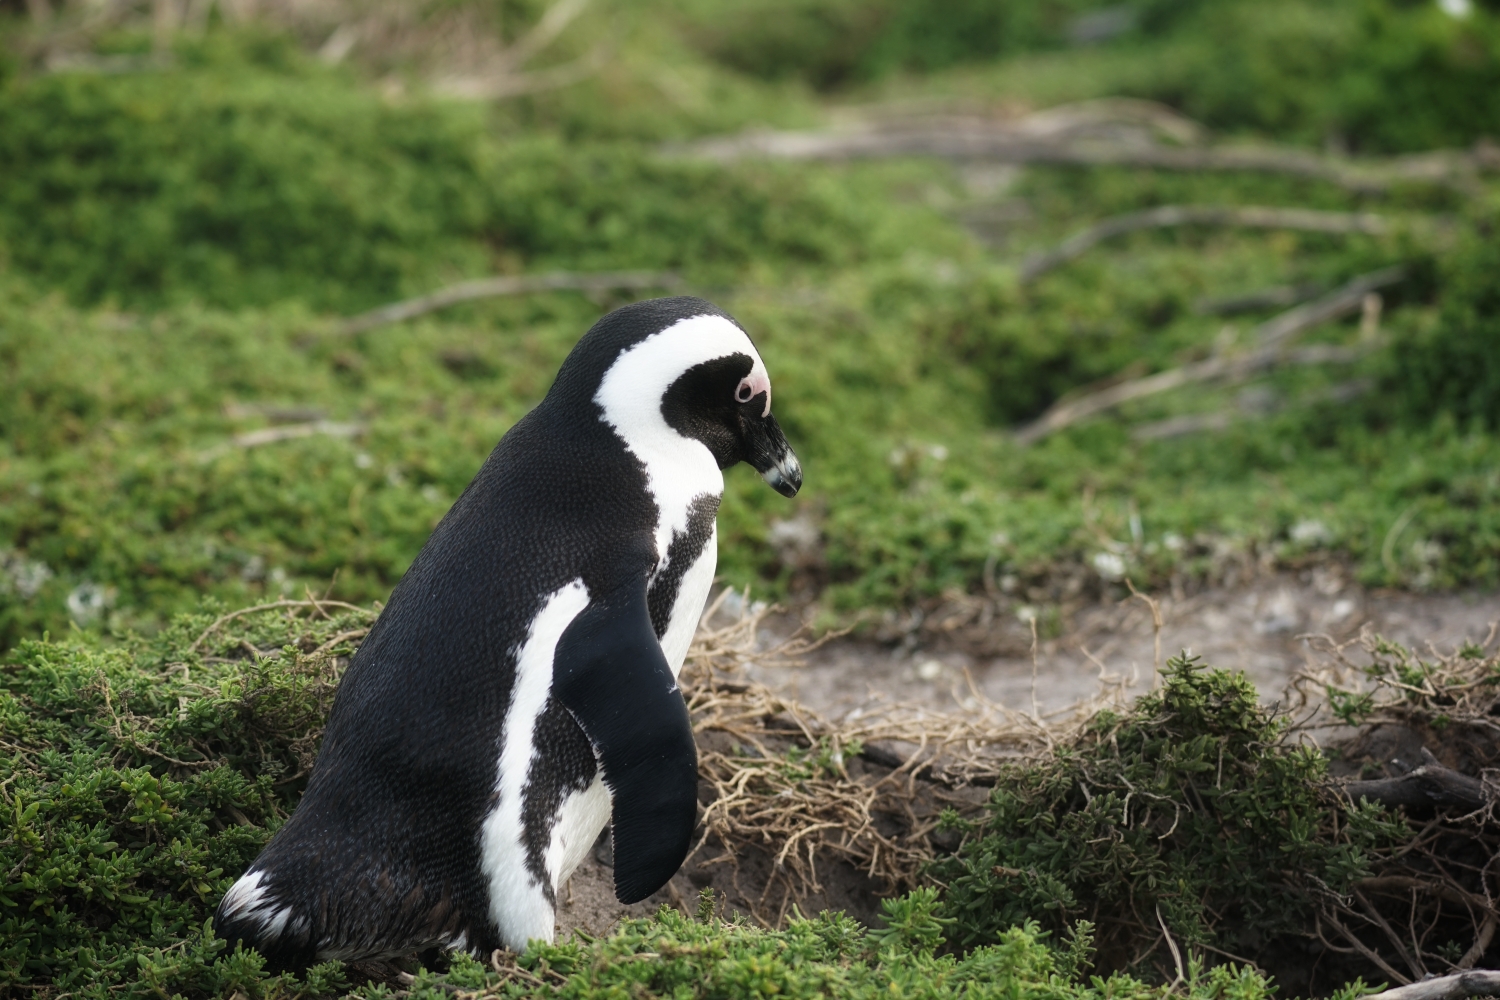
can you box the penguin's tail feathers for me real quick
[213,868,319,973]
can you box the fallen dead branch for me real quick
[1129,377,1373,441]
[196,420,365,462]
[333,271,684,336]
[1366,970,1500,1000]
[1194,280,1327,315]
[1012,266,1406,445]
[38,0,603,102]
[1344,756,1488,813]
[672,117,1494,194]
[1020,205,1390,282]
[428,0,603,99]
[222,401,328,424]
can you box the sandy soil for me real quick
[753,571,1500,720]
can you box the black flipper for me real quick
[552,577,699,904]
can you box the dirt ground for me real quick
[554,571,1500,943]
[755,570,1500,720]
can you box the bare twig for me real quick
[1012,266,1406,446]
[1459,914,1497,970]
[431,43,610,100]
[1354,877,1497,918]
[427,0,604,99]
[1253,265,1406,350]
[1365,970,1500,1000]
[491,0,589,73]
[189,599,377,653]
[1129,377,1372,441]
[222,402,328,424]
[332,271,684,336]
[1156,904,1187,986]
[1029,615,1040,721]
[1020,205,1389,282]
[1125,580,1163,687]
[196,420,364,462]
[232,421,364,448]
[1194,281,1326,316]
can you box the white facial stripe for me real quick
[480,579,592,949]
[737,372,771,417]
[594,314,763,564]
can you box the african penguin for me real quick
[214,296,801,968]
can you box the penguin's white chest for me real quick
[656,521,717,674]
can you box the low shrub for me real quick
[931,657,1404,978]
[0,51,875,311]
[1137,0,1500,153]
[0,599,371,993]
[681,0,1098,87]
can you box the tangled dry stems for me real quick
[1292,625,1500,984]
[676,589,1131,926]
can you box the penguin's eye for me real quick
[733,371,772,416]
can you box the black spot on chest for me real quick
[647,494,720,638]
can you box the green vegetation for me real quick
[932,656,1403,972]
[0,601,364,993]
[0,605,1337,997]
[7,153,1500,645]
[680,0,1500,151]
[1384,205,1500,430]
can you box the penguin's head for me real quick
[561,297,802,498]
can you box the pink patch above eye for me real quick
[736,373,772,416]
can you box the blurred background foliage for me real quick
[0,0,1497,651]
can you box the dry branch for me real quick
[1012,266,1406,446]
[230,421,363,448]
[333,271,684,336]
[1344,762,1488,813]
[1020,205,1389,282]
[428,0,605,99]
[1255,265,1406,349]
[1367,971,1500,1000]
[672,119,1490,194]
[1194,281,1327,316]
[1129,377,1372,441]
[431,44,609,100]
[196,420,364,463]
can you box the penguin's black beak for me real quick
[743,412,802,498]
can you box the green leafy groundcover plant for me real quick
[931,656,1405,976]
[0,600,368,992]
[1,600,1312,999]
